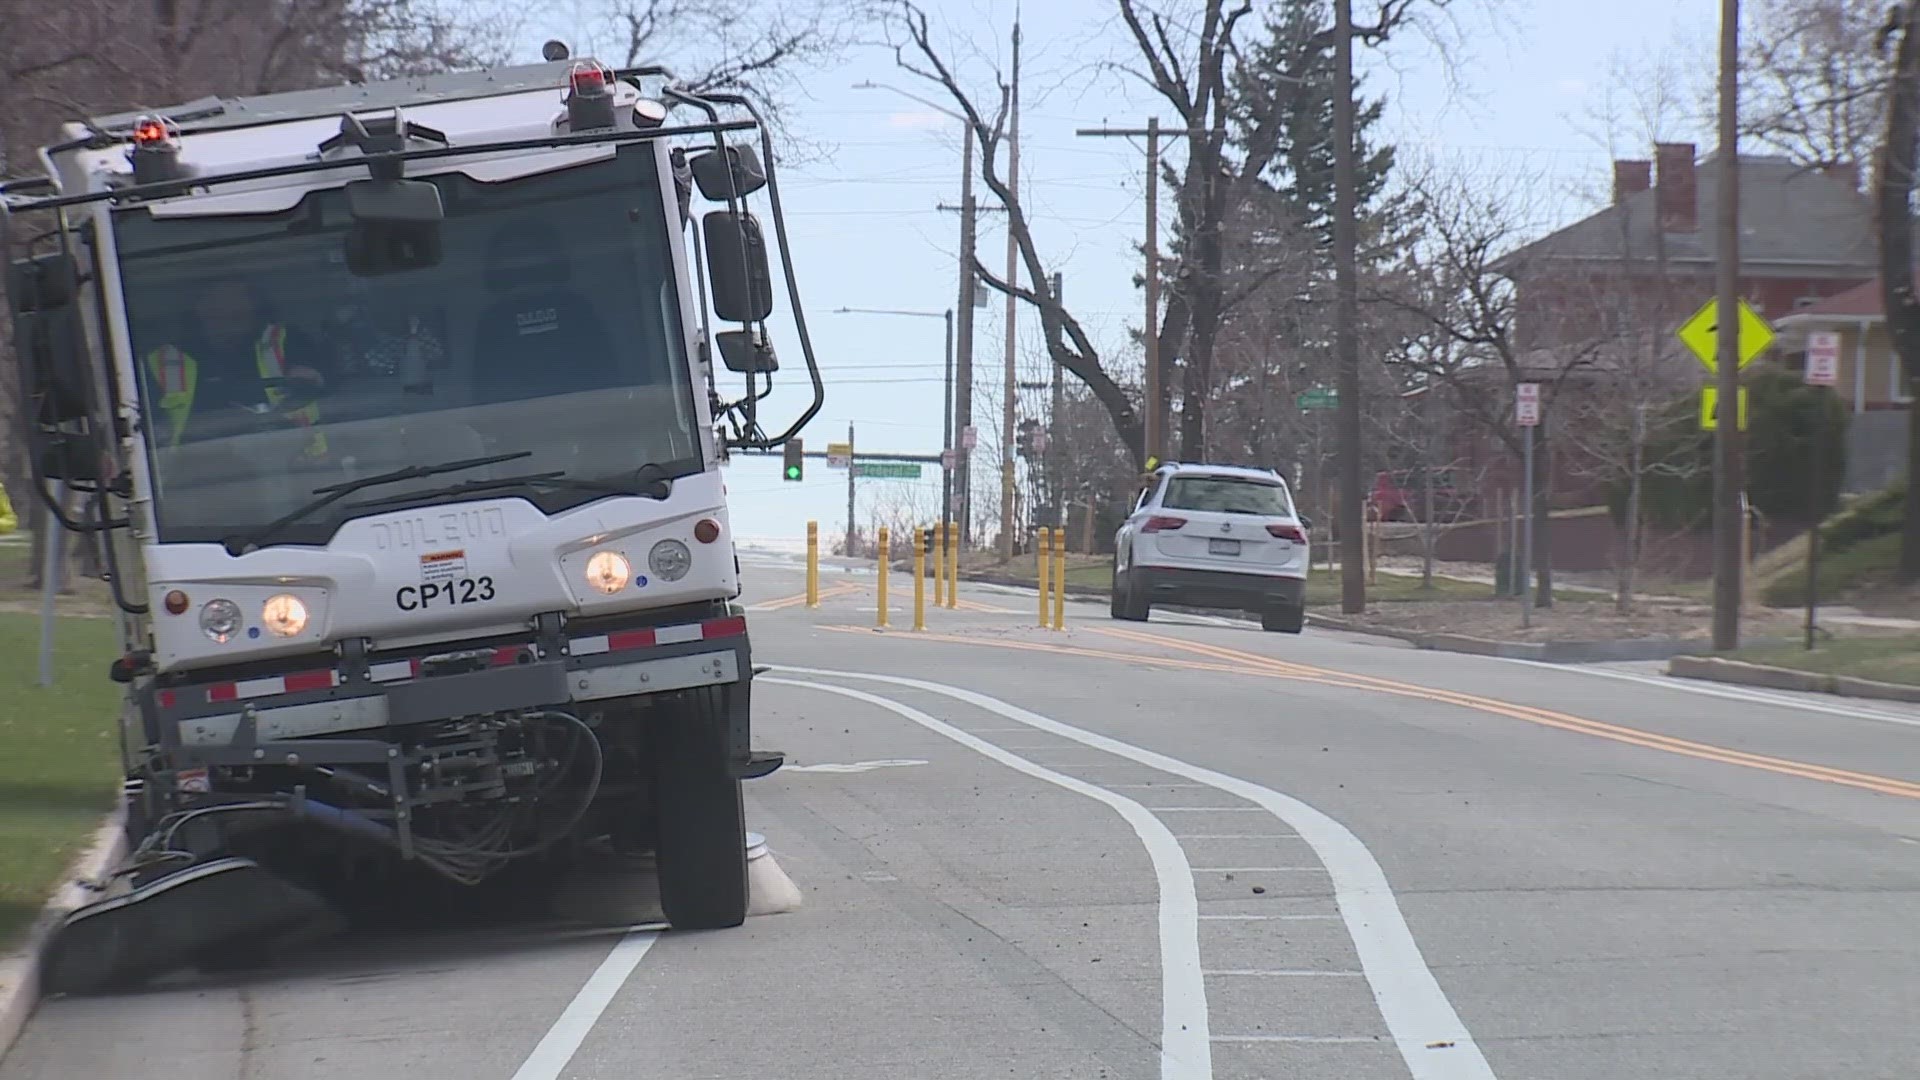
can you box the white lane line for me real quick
[1189,866,1322,873]
[511,928,661,1080]
[774,665,1500,1080]
[1206,969,1363,977]
[1503,658,1920,729]
[761,676,1213,1080]
[1215,1035,1382,1044]
[1200,914,1339,921]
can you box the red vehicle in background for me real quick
[1369,467,1475,523]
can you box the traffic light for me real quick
[782,438,803,481]
[1015,419,1040,460]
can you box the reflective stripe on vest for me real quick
[145,326,325,455]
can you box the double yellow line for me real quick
[816,623,1920,801]
[755,582,860,611]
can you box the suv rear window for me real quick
[1162,476,1292,516]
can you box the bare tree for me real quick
[891,2,1149,465]
[1116,0,1432,458]
[1377,164,1601,606]
[1739,0,1898,173]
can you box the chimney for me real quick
[1654,142,1697,233]
[1612,159,1652,204]
[1822,161,1861,191]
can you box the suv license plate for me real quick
[1208,538,1241,556]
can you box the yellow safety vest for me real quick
[146,325,326,456]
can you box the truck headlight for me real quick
[261,593,308,637]
[199,598,242,643]
[648,539,692,582]
[585,550,632,594]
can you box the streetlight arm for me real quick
[852,81,967,124]
[835,306,947,320]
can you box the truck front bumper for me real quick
[143,612,752,772]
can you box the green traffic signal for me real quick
[782,438,804,481]
[784,464,801,480]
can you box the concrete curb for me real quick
[1667,655,1920,703]
[0,809,126,1063]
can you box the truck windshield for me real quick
[112,145,702,546]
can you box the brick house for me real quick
[1449,143,1882,510]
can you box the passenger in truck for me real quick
[471,220,614,400]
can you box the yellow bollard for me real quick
[1052,529,1066,631]
[806,520,819,607]
[914,527,927,631]
[933,520,948,608]
[876,526,890,628]
[945,521,959,609]
[1036,527,1051,628]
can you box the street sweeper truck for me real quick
[4,42,820,992]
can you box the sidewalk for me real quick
[1372,555,1920,632]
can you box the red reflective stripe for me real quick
[606,628,656,652]
[491,646,525,666]
[206,684,238,702]
[158,690,177,709]
[283,670,335,694]
[702,615,748,640]
[256,325,288,376]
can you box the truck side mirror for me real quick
[702,210,774,323]
[715,328,778,373]
[688,144,767,201]
[8,252,91,423]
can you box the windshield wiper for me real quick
[340,464,675,513]
[220,451,533,555]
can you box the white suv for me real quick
[1111,463,1311,632]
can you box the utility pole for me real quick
[943,307,954,533]
[1144,116,1161,464]
[1076,118,1209,468]
[1712,0,1743,650]
[956,127,976,548]
[999,15,1022,558]
[845,421,857,557]
[1333,0,1365,615]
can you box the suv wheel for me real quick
[1261,605,1305,634]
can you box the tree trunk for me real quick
[1619,454,1643,616]
[1875,0,1920,579]
[1420,463,1436,589]
[1531,426,1554,608]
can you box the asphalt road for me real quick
[6,545,1919,1079]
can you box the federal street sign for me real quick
[1805,329,1841,387]
[854,462,923,480]
[1296,386,1337,411]
[1677,297,1775,373]
[1699,385,1749,431]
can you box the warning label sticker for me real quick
[420,549,468,584]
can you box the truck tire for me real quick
[652,685,748,930]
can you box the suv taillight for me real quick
[1266,523,1307,542]
[1141,515,1187,533]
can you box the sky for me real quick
[523,0,1728,546]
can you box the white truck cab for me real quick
[6,48,820,990]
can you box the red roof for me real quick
[1790,273,1920,319]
